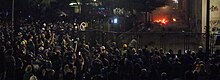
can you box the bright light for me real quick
[75,26,78,29]
[93,0,97,1]
[154,18,169,25]
[161,6,169,9]
[113,18,118,24]
[69,2,81,6]
[69,3,77,6]
[173,18,176,22]
[173,0,178,3]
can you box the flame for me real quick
[154,18,169,25]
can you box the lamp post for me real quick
[12,0,14,29]
[206,0,210,54]
[11,0,15,43]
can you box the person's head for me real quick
[28,34,33,41]
[161,72,167,80]
[17,58,24,69]
[25,65,33,73]
[196,58,200,62]
[191,51,196,55]
[45,61,52,68]
[5,41,12,49]
[141,68,147,74]
[17,32,23,38]
[0,45,5,53]
[144,45,148,49]
[199,64,206,72]
[41,33,46,39]
[29,75,38,80]
[159,48,164,54]
[138,49,143,54]
[64,64,70,70]
[131,48,137,54]
[187,49,192,54]
[6,49,13,56]
[84,44,90,50]
[100,46,106,52]
[38,46,44,52]
[112,42,116,47]
[155,50,160,55]
[122,44,128,49]
[198,46,203,51]
[168,49,173,54]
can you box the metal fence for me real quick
[78,29,209,52]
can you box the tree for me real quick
[115,0,167,12]
[114,0,167,28]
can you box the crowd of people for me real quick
[0,20,220,80]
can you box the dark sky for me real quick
[0,0,12,10]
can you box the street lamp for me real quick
[113,18,118,24]
[69,3,77,6]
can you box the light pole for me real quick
[11,0,15,43]
[206,0,210,55]
[12,0,14,28]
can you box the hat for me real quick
[123,44,127,48]
[38,46,44,51]
[198,46,203,49]
[18,32,22,35]
[101,46,105,50]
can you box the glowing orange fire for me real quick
[154,18,169,25]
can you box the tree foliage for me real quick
[117,0,167,12]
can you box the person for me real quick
[184,65,196,80]
[29,75,38,80]
[91,57,104,76]
[5,49,16,80]
[75,52,85,80]
[209,57,220,80]
[16,58,24,80]
[2,20,220,80]
[23,65,34,80]
[50,52,62,80]
[121,44,128,56]
[41,61,55,80]
[197,46,205,61]
[139,69,148,80]
[197,64,208,80]
[0,45,6,80]
[63,64,77,80]
[148,65,160,80]
[161,72,168,80]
